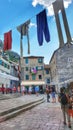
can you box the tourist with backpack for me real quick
[58,87,71,128]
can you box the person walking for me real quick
[51,87,56,103]
[17,85,21,93]
[21,85,25,95]
[35,86,39,96]
[1,84,5,94]
[46,86,50,102]
[58,87,71,128]
[28,86,32,95]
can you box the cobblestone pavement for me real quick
[0,95,73,130]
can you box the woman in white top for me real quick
[29,86,32,94]
[21,85,25,95]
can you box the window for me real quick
[0,60,2,65]
[38,58,43,63]
[36,66,38,71]
[68,57,73,63]
[38,66,43,70]
[4,63,7,68]
[46,79,50,83]
[26,75,29,80]
[32,75,36,80]
[25,58,28,64]
[45,69,49,74]
[26,67,28,71]
[39,75,42,79]
[0,59,10,69]
[7,65,10,69]
[2,61,4,66]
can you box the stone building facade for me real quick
[49,43,73,90]
[50,0,73,91]
[21,56,45,93]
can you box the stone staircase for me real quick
[0,95,45,123]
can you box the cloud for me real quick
[32,0,39,6]
[64,0,72,8]
[32,0,56,7]
[29,22,37,28]
[32,0,72,16]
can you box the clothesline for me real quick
[0,13,53,38]
[0,0,57,37]
[0,8,46,36]
[0,8,51,56]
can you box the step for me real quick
[0,93,22,100]
[0,98,45,123]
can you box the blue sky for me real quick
[0,0,73,64]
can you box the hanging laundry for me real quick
[17,20,30,54]
[27,30,30,54]
[3,30,12,51]
[36,9,50,46]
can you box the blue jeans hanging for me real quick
[36,9,50,45]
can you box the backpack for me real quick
[60,93,68,105]
[46,88,49,94]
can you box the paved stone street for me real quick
[0,94,73,130]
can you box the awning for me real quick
[0,72,19,81]
[21,81,45,86]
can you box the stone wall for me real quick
[56,43,73,83]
